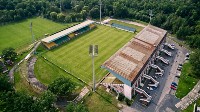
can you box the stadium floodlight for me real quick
[30,22,36,54]
[60,0,62,13]
[89,45,98,92]
[99,0,102,24]
[149,9,153,24]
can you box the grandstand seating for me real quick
[77,26,90,34]
[42,20,96,50]
[54,36,70,45]
[43,42,57,49]
[89,24,96,29]
[68,33,75,38]
[111,23,136,32]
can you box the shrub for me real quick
[125,98,132,106]
[118,93,125,101]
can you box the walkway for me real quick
[74,86,89,102]
[8,41,41,83]
[28,57,47,91]
[175,81,200,110]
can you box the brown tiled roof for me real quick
[102,25,167,82]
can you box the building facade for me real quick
[101,25,167,102]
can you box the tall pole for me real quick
[30,22,34,44]
[92,45,95,91]
[60,0,62,12]
[30,22,35,54]
[149,9,153,24]
[99,0,102,24]
[89,45,98,92]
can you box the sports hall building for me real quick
[101,25,167,104]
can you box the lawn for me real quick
[108,20,144,32]
[14,61,39,96]
[84,86,119,112]
[34,57,84,88]
[175,62,199,98]
[0,17,75,52]
[42,25,137,84]
[175,62,199,112]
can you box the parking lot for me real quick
[131,38,189,112]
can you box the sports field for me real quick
[0,17,75,52]
[42,25,139,84]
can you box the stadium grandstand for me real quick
[101,25,167,105]
[111,23,136,33]
[42,20,96,49]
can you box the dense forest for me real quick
[0,0,200,49]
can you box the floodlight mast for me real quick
[149,9,153,24]
[60,0,62,13]
[30,22,35,54]
[89,45,98,92]
[99,0,102,24]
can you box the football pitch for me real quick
[0,17,75,52]
[42,25,137,84]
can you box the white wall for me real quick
[124,84,132,100]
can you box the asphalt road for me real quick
[131,37,189,112]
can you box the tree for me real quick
[65,15,72,23]
[2,47,17,62]
[0,75,13,92]
[50,12,57,21]
[34,91,57,111]
[190,50,200,77]
[187,35,200,48]
[57,13,65,22]
[74,5,82,12]
[118,93,125,101]
[66,103,75,112]
[48,77,75,97]
[81,10,87,20]
[89,7,99,19]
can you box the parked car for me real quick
[170,86,177,90]
[175,72,181,78]
[172,82,178,86]
[177,67,182,71]
[171,83,177,87]
[178,64,183,68]
[175,75,180,78]
[185,53,190,60]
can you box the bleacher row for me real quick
[111,23,136,32]
[42,20,96,49]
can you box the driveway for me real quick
[130,37,189,112]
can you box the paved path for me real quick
[28,57,47,91]
[8,41,41,83]
[175,81,200,110]
[74,86,89,102]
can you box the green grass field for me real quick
[84,86,119,112]
[34,57,84,87]
[42,25,138,84]
[176,62,198,98]
[175,62,199,112]
[0,17,75,52]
